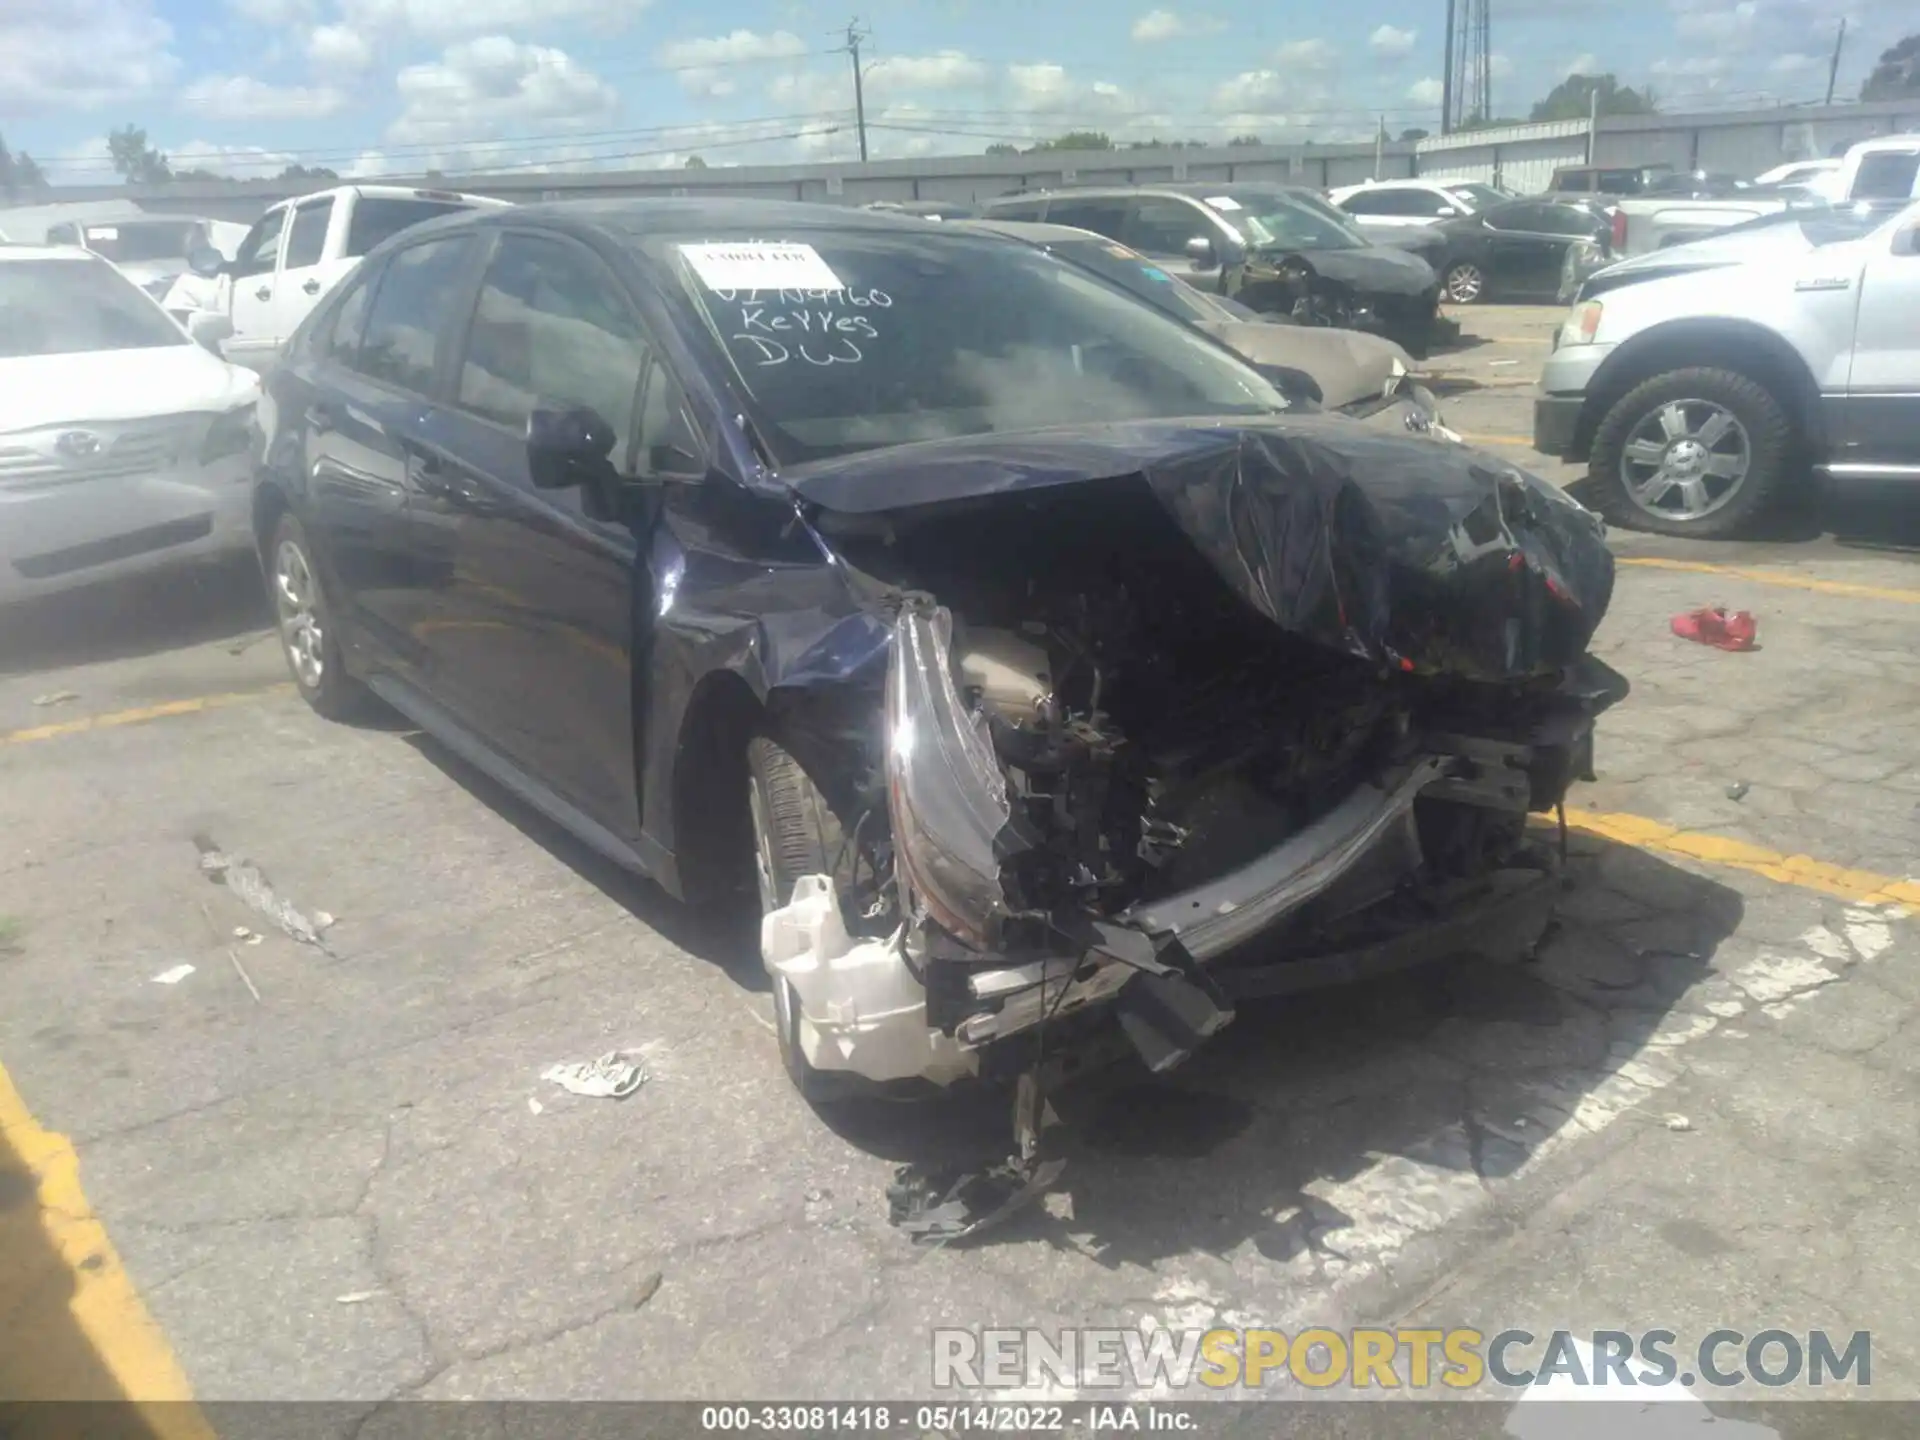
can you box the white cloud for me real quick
[1672,0,1757,43]
[390,35,618,142]
[178,74,348,119]
[1406,76,1444,104]
[1768,51,1818,72]
[1213,69,1286,110]
[1368,24,1416,57]
[341,0,649,41]
[170,140,299,176]
[1130,9,1221,41]
[866,50,988,93]
[1273,38,1337,71]
[0,0,180,115]
[226,0,314,23]
[660,28,806,97]
[1489,51,1514,78]
[1650,55,1731,77]
[1563,52,1600,76]
[308,23,374,72]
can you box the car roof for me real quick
[990,182,1316,202]
[954,217,1113,246]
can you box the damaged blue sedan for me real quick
[252,199,1626,1118]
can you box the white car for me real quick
[1752,158,1843,195]
[0,246,261,607]
[1328,178,1513,231]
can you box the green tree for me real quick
[1031,130,1113,152]
[107,124,172,184]
[1862,34,1920,99]
[984,142,1020,155]
[1228,133,1263,147]
[1399,127,1430,142]
[278,163,339,181]
[683,154,708,168]
[1527,73,1657,123]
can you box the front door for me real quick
[1480,204,1573,299]
[225,205,288,367]
[412,230,672,841]
[271,196,336,346]
[1841,217,1920,473]
[1122,195,1233,288]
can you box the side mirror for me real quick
[187,245,226,279]
[186,312,233,352]
[527,405,618,490]
[1184,235,1219,270]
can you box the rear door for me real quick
[300,233,482,675]
[1119,195,1232,287]
[1477,202,1576,298]
[225,204,289,367]
[268,196,335,347]
[417,228,681,837]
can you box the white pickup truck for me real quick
[170,183,509,369]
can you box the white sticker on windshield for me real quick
[679,242,844,293]
[85,226,120,240]
[1203,196,1242,211]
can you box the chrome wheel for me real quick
[272,538,325,690]
[1618,399,1751,522]
[1443,262,1484,304]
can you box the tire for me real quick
[1587,366,1794,539]
[267,512,373,720]
[1441,260,1485,305]
[746,734,863,1105]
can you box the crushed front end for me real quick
[761,420,1626,1095]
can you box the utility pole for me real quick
[1373,114,1385,178]
[844,18,870,163]
[1441,0,1457,135]
[1587,83,1600,164]
[1824,18,1846,106]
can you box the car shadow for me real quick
[821,830,1743,1265]
[1566,472,1920,549]
[0,557,272,679]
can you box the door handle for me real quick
[254,286,272,301]
[302,279,322,295]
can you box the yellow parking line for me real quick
[1570,810,1920,908]
[1614,556,1920,605]
[1459,433,1537,446]
[1,686,294,747]
[0,1061,213,1432]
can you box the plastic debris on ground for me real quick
[151,964,196,985]
[1664,1113,1693,1132]
[334,1291,383,1305]
[1726,781,1749,801]
[194,834,335,952]
[886,1156,1066,1246]
[1670,606,1757,652]
[31,691,79,707]
[541,1051,647,1099]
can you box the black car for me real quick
[980,183,1444,355]
[1430,198,1612,304]
[252,198,1622,1121]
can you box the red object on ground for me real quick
[1670,606,1758,651]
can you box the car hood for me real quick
[0,344,258,434]
[1251,244,1436,295]
[790,417,1612,684]
[1193,320,1416,409]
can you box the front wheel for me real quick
[1587,367,1794,538]
[1441,260,1485,305]
[746,735,863,1105]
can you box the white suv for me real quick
[0,246,260,606]
[1329,179,1513,230]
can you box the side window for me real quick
[455,233,649,453]
[356,237,474,395]
[1484,204,1541,232]
[986,198,1046,221]
[317,267,376,365]
[1123,197,1211,254]
[636,364,705,477]
[1536,204,1603,237]
[284,201,331,269]
[233,209,287,279]
[1338,191,1391,215]
[1043,198,1129,239]
[47,222,80,246]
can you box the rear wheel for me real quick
[747,735,863,1105]
[269,512,372,720]
[1587,366,1793,538]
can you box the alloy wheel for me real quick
[272,538,325,690]
[1443,263,1484,304]
[1617,399,1751,523]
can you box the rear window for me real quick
[655,230,1284,464]
[0,258,186,358]
[346,197,475,257]
[80,220,204,264]
[1852,151,1920,201]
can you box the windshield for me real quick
[656,229,1286,464]
[80,221,204,265]
[1445,184,1509,210]
[0,258,186,358]
[1207,191,1365,251]
[1043,236,1237,325]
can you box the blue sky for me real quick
[0,0,1906,182]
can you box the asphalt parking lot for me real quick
[2,305,1917,1428]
